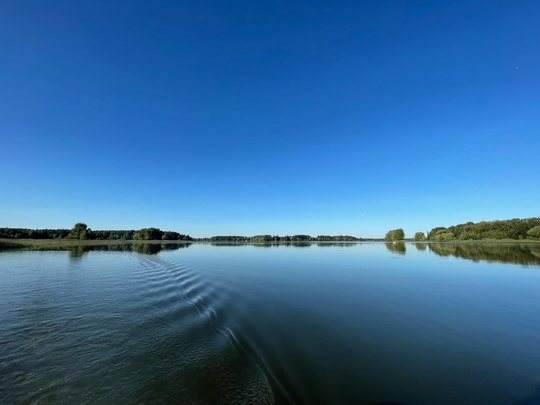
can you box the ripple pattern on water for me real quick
[3,244,540,405]
[0,251,274,405]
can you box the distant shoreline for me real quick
[2,238,539,251]
[0,239,192,250]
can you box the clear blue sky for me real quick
[1,0,539,238]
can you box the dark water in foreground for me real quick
[1,242,540,404]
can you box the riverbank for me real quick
[2,238,539,251]
[0,239,192,250]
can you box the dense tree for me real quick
[427,218,540,241]
[208,236,249,242]
[162,231,192,240]
[0,227,70,239]
[0,226,192,241]
[251,235,274,243]
[429,228,456,241]
[385,228,405,241]
[527,226,540,240]
[413,232,426,241]
[66,223,94,240]
[133,228,164,240]
[92,230,137,240]
[317,235,360,241]
[427,227,448,240]
[291,234,312,241]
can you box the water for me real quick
[1,242,540,404]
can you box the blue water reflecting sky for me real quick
[1,243,539,404]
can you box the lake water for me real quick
[1,242,540,404]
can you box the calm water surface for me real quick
[1,242,540,404]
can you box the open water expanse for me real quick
[1,242,540,404]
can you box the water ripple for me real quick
[0,251,275,404]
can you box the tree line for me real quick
[425,218,540,241]
[4,217,540,243]
[385,217,540,242]
[201,235,362,243]
[0,223,193,241]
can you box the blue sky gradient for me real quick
[1,0,539,238]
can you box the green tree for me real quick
[251,235,273,243]
[133,228,164,240]
[291,234,312,241]
[66,223,93,240]
[433,231,456,241]
[427,227,447,240]
[385,228,405,241]
[413,232,426,241]
[527,226,540,239]
[428,218,540,241]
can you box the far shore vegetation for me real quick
[385,218,540,242]
[1,218,540,250]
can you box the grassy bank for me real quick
[0,239,190,250]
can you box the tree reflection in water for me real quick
[385,242,406,255]
[427,243,540,266]
[65,243,192,260]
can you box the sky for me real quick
[1,0,539,238]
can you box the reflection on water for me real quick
[385,242,407,254]
[210,242,356,248]
[316,242,357,248]
[211,242,357,248]
[512,384,540,405]
[210,242,250,247]
[427,242,540,266]
[1,243,539,404]
[63,241,540,265]
[250,242,313,248]
[63,242,191,259]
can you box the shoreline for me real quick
[1,238,539,251]
[0,239,192,250]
